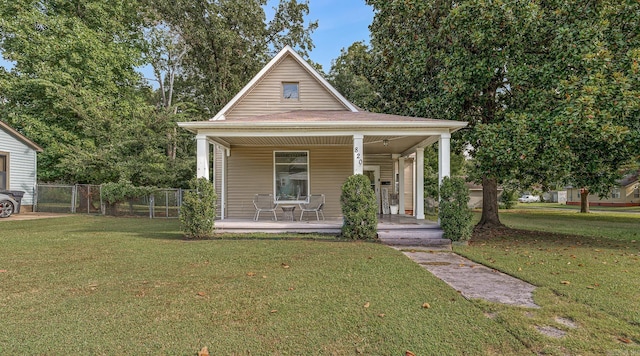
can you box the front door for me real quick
[363,166,380,214]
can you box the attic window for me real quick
[282,82,299,100]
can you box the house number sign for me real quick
[354,147,363,166]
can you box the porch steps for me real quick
[377,225,451,251]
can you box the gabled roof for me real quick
[618,171,639,187]
[210,46,358,121]
[0,121,43,152]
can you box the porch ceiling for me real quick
[217,135,433,154]
[178,110,466,155]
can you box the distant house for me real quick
[0,121,43,212]
[178,46,467,220]
[465,182,504,209]
[566,172,640,207]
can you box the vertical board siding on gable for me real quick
[0,129,37,206]
[226,146,352,219]
[225,56,348,120]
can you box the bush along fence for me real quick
[35,183,187,218]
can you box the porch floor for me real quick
[214,214,441,234]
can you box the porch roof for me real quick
[178,110,466,155]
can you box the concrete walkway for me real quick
[402,250,538,308]
[379,227,538,308]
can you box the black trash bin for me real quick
[0,190,24,213]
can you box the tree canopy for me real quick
[0,0,317,187]
[360,0,639,225]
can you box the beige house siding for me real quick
[225,55,349,119]
[567,185,640,206]
[225,146,352,219]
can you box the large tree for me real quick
[0,0,150,183]
[146,0,317,117]
[551,1,640,212]
[0,0,318,187]
[366,0,639,228]
[367,0,551,228]
[328,41,377,110]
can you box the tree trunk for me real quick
[476,176,503,229]
[580,188,590,213]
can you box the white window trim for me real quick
[273,150,310,204]
[282,82,300,101]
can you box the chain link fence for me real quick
[36,184,184,218]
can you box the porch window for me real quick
[635,187,640,199]
[274,151,308,202]
[0,153,7,190]
[282,82,299,100]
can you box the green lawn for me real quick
[455,209,640,355]
[0,216,526,355]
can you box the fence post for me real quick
[100,184,105,215]
[71,185,77,214]
[34,183,39,212]
[149,194,154,219]
[165,190,169,219]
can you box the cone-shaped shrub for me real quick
[340,174,378,240]
[180,177,217,239]
[439,176,472,241]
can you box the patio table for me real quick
[280,205,296,221]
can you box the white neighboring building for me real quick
[0,121,43,212]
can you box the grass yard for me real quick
[455,209,640,355]
[0,216,527,355]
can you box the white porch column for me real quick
[353,134,364,175]
[220,148,228,220]
[398,156,405,214]
[415,147,425,220]
[196,134,210,180]
[438,133,451,184]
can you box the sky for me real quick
[269,0,374,71]
[0,1,374,79]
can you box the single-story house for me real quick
[0,121,43,212]
[566,172,640,207]
[466,182,504,209]
[178,46,466,221]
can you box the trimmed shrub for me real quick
[179,177,217,239]
[340,174,378,240]
[439,176,472,241]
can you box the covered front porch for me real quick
[178,111,467,223]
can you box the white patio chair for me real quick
[253,194,278,221]
[298,194,325,221]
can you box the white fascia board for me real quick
[189,129,454,138]
[179,120,467,131]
